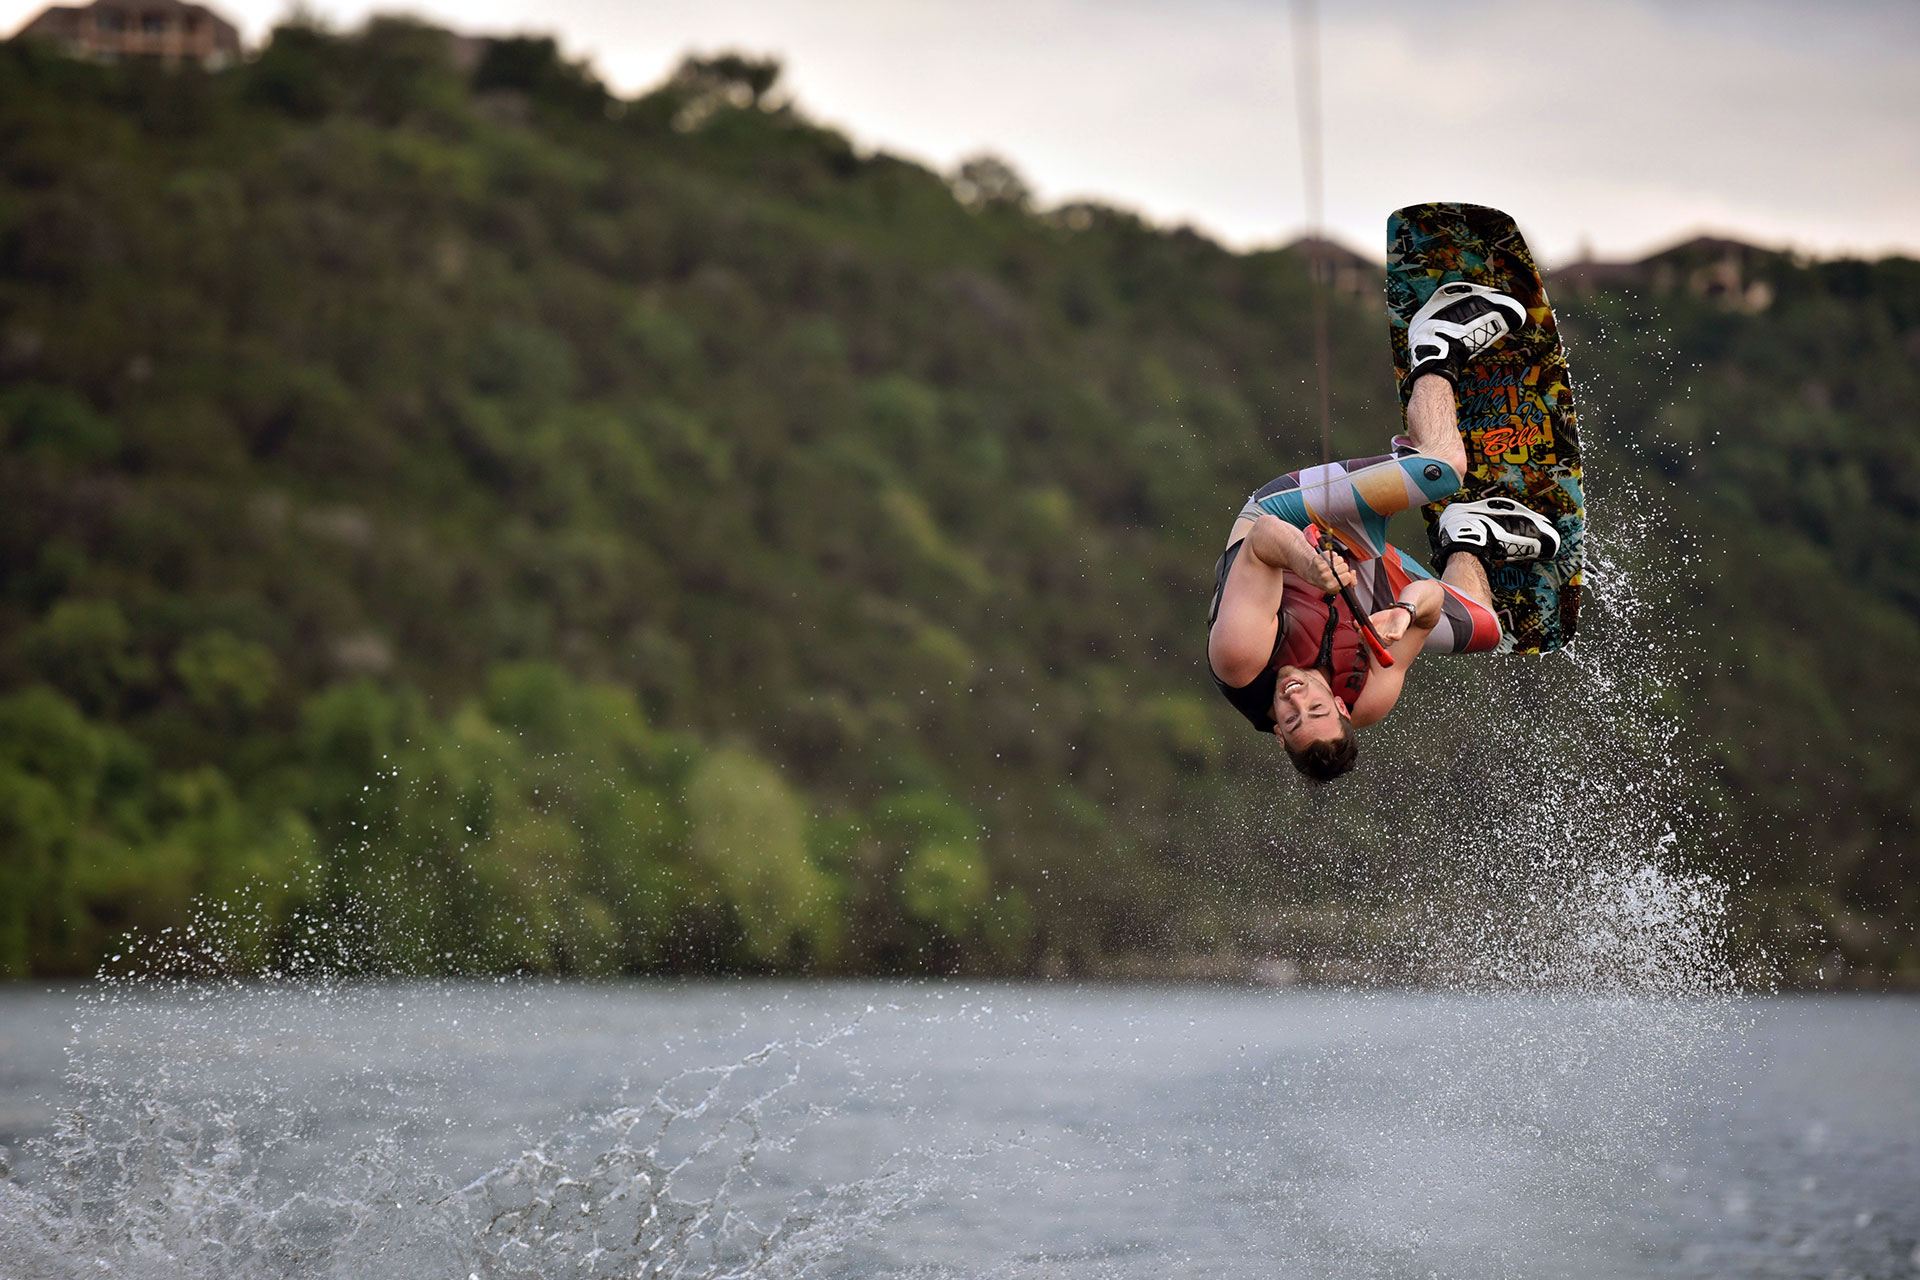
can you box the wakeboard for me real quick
[1386,202,1584,654]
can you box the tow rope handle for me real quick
[1313,526,1395,669]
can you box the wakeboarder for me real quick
[1205,282,1561,782]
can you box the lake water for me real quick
[0,981,1915,1279]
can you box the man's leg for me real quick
[1243,440,1463,562]
[1440,546,1495,611]
[1227,374,1469,596]
[1406,374,1493,610]
[1405,374,1468,481]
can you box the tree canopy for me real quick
[0,24,1915,984]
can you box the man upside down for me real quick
[1206,283,1561,783]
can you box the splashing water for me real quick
[0,975,937,1280]
[1184,425,1760,1267]
[1383,465,1739,989]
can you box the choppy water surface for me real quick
[0,981,1914,1279]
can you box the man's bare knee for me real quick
[1246,512,1302,571]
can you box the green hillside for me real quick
[1,22,1915,983]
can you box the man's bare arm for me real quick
[1253,515,1355,595]
[1208,515,1356,686]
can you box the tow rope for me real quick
[1313,525,1395,669]
[1293,9,1394,674]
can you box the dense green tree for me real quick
[0,26,1914,982]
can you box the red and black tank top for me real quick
[1212,565,1371,735]
[1274,568,1370,709]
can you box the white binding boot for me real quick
[1406,281,1527,386]
[1436,497,1561,565]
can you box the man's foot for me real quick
[1435,497,1561,565]
[1406,281,1526,386]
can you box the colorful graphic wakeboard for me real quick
[1387,202,1584,653]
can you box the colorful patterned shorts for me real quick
[1220,452,1502,656]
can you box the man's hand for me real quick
[1295,544,1356,594]
[1369,605,1412,644]
[1369,582,1445,646]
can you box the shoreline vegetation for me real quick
[1,20,1916,988]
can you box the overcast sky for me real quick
[12,0,1918,262]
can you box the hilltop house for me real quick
[1553,236,1777,313]
[13,0,241,68]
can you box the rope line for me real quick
[1291,0,1333,469]
[1289,2,1387,668]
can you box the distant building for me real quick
[13,0,241,69]
[1650,236,1778,313]
[1553,236,1776,313]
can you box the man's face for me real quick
[1272,666,1349,750]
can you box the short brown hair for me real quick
[1285,718,1358,783]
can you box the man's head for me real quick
[1272,666,1359,783]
